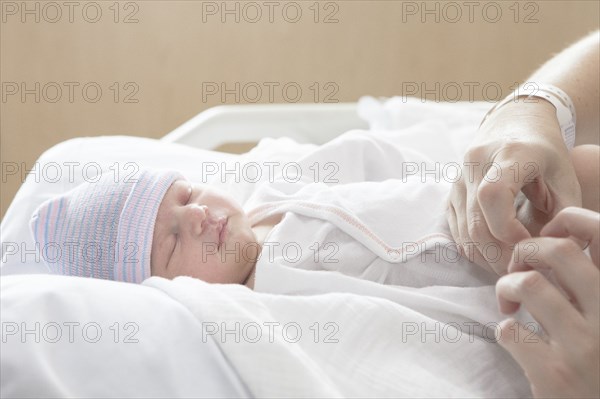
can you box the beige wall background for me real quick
[1,0,599,219]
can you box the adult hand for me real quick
[496,207,599,398]
[447,99,582,275]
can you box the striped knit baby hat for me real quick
[29,168,183,283]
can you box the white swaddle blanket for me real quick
[245,127,496,288]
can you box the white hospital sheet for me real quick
[146,276,532,398]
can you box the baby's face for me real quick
[151,179,258,284]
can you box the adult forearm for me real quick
[527,30,600,146]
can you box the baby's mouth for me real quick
[218,218,228,249]
[200,214,227,249]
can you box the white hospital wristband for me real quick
[481,83,577,150]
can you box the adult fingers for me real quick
[477,159,531,245]
[541,207,600,267]
[496,269,586,341]
[448,173,492,271]
[508,237,600,320]
[461,146,515,274]
[496,318,550,386]
[447,181,466,245]
[465,194,513,275]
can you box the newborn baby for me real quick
[30,169,267,289]
[30,131,599,291]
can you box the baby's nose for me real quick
[183,204,208,236]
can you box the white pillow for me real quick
[0,136,238,275]
[0,274,249,397]
[358,96,493,130]
[357,97,495,168]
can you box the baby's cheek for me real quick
[150,239,173,277]
[240,243,259,267]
